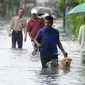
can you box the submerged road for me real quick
[0,19,85,85]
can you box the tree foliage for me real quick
[0,0,19,18]
[66,15,84,37]
[56,0,85,37]
[56,0,78,13]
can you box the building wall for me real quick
[20,0,36,16]
[20,0,56,16]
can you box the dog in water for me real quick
[60,57,72,67]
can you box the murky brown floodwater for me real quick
[0,19,85,85]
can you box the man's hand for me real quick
[63,52,68,57]
[24,36,27,42]
[8,32,12,37]
[33,38,41,48]
[37,43,41,48]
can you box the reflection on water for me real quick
[40,66,59,75]
[0,22,85,85]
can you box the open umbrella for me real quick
[67,3,85,16]
[31,6,57,18]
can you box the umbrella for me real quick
[67,3,85,16]
[31,6,57,17]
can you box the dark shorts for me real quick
[40,53,58,67]
[12,30,23,48]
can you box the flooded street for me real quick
[0,19,85,85]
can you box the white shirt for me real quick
[9,16,27,32]
[78,25,85,51]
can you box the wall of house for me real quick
[20,0,56,16]
[20,0,36,16]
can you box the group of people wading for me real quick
[8,8,67,68]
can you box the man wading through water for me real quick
[8,8,27,49]
[34,16,67,68]
[24,9,44,50]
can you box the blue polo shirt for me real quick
[35,27,60,57]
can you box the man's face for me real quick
[18,9,24,17]
[45,19,53,28]
[32,13,37,19]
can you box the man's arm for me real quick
[56,30,67,57]
[57,41,67,57]
[23,20,27,41]
[24,21,32,41]
[23,20,27,33]
[34,29,41,48]
[8,17,14,37]
[78,25,82,44]
[34,37,41,48]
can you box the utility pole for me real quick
[63,0,69,33]
[34,0,36,6]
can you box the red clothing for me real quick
[26,18,44,39]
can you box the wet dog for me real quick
[60,57,72,67]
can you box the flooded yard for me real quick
[0,19,85,85]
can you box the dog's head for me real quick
[61,57,72,66]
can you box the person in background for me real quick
[42,13,49,19]
[78,18,85,63]
[34,16,67,68]
[8,8,27,49]
[38,13,44,18]
[24,9,44,50]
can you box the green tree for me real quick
[56,0,85,37]
[56,0,78,32]
[0,0,19,18]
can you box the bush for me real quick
[66,15,84,37]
